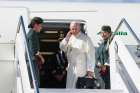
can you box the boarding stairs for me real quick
[16,16,140,93]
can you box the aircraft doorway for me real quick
[39,19,86,88]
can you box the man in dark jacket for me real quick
[96,25,112,89]
[27,17,45,87]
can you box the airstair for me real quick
[0,6,140,93]
[15,15,140,93]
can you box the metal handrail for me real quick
[109,18,140,92]
[17,16,40,93]
[110,18,140,45]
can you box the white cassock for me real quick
[60,32,95,88]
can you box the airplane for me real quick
[0,1,140,93]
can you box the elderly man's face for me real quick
[70,23,80,35]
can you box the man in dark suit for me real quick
[27,17,45,87]
[96,25,112,89]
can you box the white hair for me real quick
[70,21,80,28]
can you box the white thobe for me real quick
[60,32,95,88]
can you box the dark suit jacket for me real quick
[96,40,109,65]
[27,29,40,60]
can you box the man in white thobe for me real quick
[60,21,95,88]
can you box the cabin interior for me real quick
[37,20,86,88]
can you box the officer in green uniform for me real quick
[27,17,45,87]
[96,25,112,89]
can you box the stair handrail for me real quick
[17,16,40,93]
[109,18,140,45]
[109,18,140,92]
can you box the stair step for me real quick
[40,52,55,55]
[39,89,123,93]
[40,39,59,42]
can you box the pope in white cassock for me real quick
[60,21,96,88]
